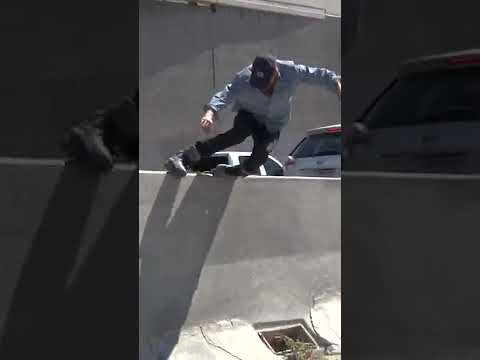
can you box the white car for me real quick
[344,49,480,174]
[284,124,341,177]
[191,151,284,176]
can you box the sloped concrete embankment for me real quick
[139,174,340,358]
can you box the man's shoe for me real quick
[165,154,188,177]
[62,123,113,170]
[211,164,229,176]
[211,164,246,177]
[182,145,201,163]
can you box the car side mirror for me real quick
[350,122,370,144]
[343,122,370,161]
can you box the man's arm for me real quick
[201,74,242,131]
[293,63,341,96]
[205,74,242,113]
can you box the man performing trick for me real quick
[165,56,341,177]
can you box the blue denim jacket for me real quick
[207,59,340,132]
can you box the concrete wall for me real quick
[342,0,480,127]
[342,173,480,359]
[139,173,340,357]
[140,0,341,169]
[0,164,138,359]
[0,1,137,159]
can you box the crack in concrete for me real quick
[199,325,246,360]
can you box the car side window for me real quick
[292,134,341,158]
[365,68,480,129]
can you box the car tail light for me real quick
[448,55,480,66]
[325,127,341,134]
[285,156,296,166]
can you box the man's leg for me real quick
[243,123,280,173]
[62,112,114,171]
[217,123,280,176]
[166,111,256,175]
[190,110,257,160]
[102,91,139,161]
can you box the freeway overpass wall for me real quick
[140,0,341,169]
[139,173,341,357]
[1,0,137,160]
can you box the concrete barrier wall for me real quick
[343,0,480,127]
[139,173,340,356]
[0,0,137,159]
[140,0,340,169]
[0,164,138,358]
[342,173,480,358]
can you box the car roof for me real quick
[399,49,480,75]
[305,124,341,135]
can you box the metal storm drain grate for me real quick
[257,323,319,356]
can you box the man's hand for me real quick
[200,109,215,133]
[336,79,342,98]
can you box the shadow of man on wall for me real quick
[64,172,138,360]
[139,175,235,359]
[0,164,102,358]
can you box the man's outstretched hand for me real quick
[200,109,215,133]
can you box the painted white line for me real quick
[0,157,137,171]
[111,163,138,171]
[138,169,340,181]
[343,171,480,180]
[245,175,340,181]
[0,157,65,166]
[139,170,198,176]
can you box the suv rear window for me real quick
[365,68,480,129]
[291,133,341,158]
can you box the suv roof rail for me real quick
[400,49,480,75]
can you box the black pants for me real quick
[194,111,280,173]
[94,90,139,160]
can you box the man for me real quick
[165,56,341,177]
[63,89,139,170]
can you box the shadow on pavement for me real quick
[139,175,235,359]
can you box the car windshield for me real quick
[292,133,341,158]
[364,68,480,129]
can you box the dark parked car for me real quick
[344,49,480,174]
